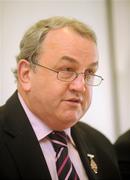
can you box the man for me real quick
[0,16,121,179]
[115,130,130,179]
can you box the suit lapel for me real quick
[3,92,51,179]
[71,124,98,180]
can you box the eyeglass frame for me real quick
[30,61,104,86]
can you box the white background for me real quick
[0,0,129,143]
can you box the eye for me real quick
[84,69,95,80]
[61,67,74,72]
[85,69,95,75]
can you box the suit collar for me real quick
[3,91,51,179]
[71,124,98,180]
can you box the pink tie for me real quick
[49,131,80,180]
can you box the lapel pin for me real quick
[87,153,98,174]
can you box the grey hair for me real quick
[14,16,97,79]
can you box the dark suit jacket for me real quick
[115,130,130,179]
[0,92,121,180]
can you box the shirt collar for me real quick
[18,92,74,145]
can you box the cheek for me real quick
[84,87,93,108]
[89,87,93,99]
[32,78,65,104]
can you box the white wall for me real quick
[0,3,3,104]
[0,0,125,143]
[111,0,130,135]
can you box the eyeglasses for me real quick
[31,61,104,86]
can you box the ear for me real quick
[17,59,32,91]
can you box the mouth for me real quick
[64,98,82,105]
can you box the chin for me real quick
[56,110,83,128]
[71,110,83,119]
[63,113,81,125]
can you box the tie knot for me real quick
[48,131,68,153]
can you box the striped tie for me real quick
[49,131,80,180]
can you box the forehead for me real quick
[42,27,94,47]
[39,27,98,67]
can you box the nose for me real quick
[69,74,86,92]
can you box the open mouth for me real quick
[68,99,81,103]
[65,98,82,105]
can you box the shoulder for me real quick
[0,105,6,126]
[115,130,130,145]
[114,131,130,179]
[73,121,112,146]
[115,130,130,156]
[72,122,121,179]
[0,91,19,132]
[72,121,116,157]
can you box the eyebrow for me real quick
[60,55,99,68]
[88,61,99,68]
[60,56,79,64]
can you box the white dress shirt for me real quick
[18,93,88,180]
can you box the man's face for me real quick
[19,27,98,130]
